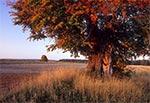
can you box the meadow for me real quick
[0,60,150,103]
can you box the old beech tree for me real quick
[8,0,150,77]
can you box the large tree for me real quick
[8,0,150,77]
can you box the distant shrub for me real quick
[41,55,48,61]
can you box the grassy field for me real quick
[0,62,150,103]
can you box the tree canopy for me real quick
[8,0,150,75]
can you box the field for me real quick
[0,60,86,95]
[0,60,150,102]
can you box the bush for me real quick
[40,55,48,61]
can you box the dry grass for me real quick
[127,65,150,73]
[1,66,150,103]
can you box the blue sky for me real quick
[0,0,85,60]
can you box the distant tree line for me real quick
[128,60,150,66]
[59,59,87,63]
[59,59,150,66]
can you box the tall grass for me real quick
[0,68,150,103]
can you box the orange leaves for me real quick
[103,9,110,16]
[107,22,113,29]
[74,10,84,15]
[85,8,90,13]
[87,0,94,2]
[90,14,98,24]
[57,37,66,48]
[107,0,120,4]
[122,3,127,7]
[127,0,136,2]
[64,0,67,5]
[83,41,95,49]
[143,0,150,3]
[127,0,150,7]
[53,22,64,31]
[120,42,129,48]
[114,0,120,3]
[122,10,126,17]
[77,1,82,6]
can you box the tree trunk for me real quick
[87,53,102,75]
[102,49,113,77]
[87,45,113,77]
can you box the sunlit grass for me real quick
[0,68,150,103]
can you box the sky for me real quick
[0,0,85,60]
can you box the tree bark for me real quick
[102,49,113,77]
[87,45,113,77]
[87,53,102,75]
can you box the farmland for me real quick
[0,60,86,96]
[0,60,150,102]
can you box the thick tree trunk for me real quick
[102,50,113,77]
[87,53,102,75]
[87,45,113,77]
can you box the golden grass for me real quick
[1,67,150,103]
[127,65,150,73]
